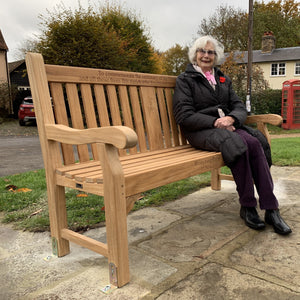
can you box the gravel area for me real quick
[0,119,38,136]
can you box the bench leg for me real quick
[100,144,130,287]
[47,184,70,257]
[105,187,130,287]
[211,168,221,190]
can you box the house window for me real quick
[295,62,300,75]
[271,63,286,76]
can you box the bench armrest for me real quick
[244,114,282,145]
[45,124,137,149]
[244,114,282,126]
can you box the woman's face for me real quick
[196,41,216,72]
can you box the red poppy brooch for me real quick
[219,77,226,83]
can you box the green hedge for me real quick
[237,89,282,115]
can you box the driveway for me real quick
[0,135,44,177]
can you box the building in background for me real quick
[0,29,12,115]
[221,32,300,90]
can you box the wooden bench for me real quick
[25,52,282,287]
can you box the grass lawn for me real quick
[1,135,300,232]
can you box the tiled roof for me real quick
[220,47,300,65]
[0,30,8,51]
[8,60,25,73]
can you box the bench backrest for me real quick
[26,53,187,166]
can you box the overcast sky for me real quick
[1,0,257,62]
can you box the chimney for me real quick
[261,31,276,53]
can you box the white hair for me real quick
[188,35,225,65]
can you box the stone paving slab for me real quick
[83,207,182,244]
[138,210,246,263]
[229,223,300,289]
[156,263,300,300]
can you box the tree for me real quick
[30,2,160,73]
[252,0,300,49]
[98,4,159,73]
[198,5,248,51]
[220,52,269,96]
[161,44,189,76]
[198,0,300,51]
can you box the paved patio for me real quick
[0,166,299,299]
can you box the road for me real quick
[0,136,44,177]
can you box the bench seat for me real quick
[56,145,224,196]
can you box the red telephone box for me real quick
[281,79,300,129]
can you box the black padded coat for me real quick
[173,63,271,167]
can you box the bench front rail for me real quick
[25,52,282,287]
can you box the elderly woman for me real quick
[173,35,291,235]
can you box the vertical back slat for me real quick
[140,86,164,150]
[80,83,99,160]
[129,86,148,153]
[50,83,75,165]
[165,88,183,146]
[119,86,137,154]
[106,85,126,156]
[65,83,90,162]
[94,84,110,127]
[157,88,172,148]
[106,85,122,125]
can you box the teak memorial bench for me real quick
[25,52,282,287]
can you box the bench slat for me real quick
[45,64,177,87]
[106,85,127,156]
[65,83,90,162]
[119,86,138,155]
[129,86,148,152]
[165,88,184,146]
[56,160,100,174]
[94,84,110,126]
[81,83,99,160]
[140,86,164,150]
[50,82,75,165]
[157,88,172,148]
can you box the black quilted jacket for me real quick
[173,63,271,167]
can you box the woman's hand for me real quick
[214,116,235,131]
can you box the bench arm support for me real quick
[244,114,282,145]
[45,124,138,149]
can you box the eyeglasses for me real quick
[197,48,217,56]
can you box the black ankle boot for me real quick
[265,209,292,235]
[240,206,266,230]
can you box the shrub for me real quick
[238,89,282,115]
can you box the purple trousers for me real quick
[229,129,279,210]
